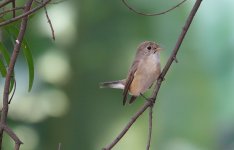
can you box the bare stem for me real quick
[146,106,153,150]
[43,5,55,40]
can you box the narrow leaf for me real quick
[0,42,15,92]
[0,42,11,65]
[4,26,34,92]
[0,59,7,77]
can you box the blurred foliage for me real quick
[0,0,234,150]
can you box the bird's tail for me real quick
[99,80,125,89]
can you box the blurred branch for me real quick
[35,0,67,5]
[0,0,13,8]
[57,143,62,150]
[0,0,51,27]
[0,7,24,17]
[12,0,16,17]
[122,0,187,16]
[103,0,202,149]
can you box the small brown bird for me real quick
[100,41,162,105]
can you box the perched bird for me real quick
[100,41,162,105]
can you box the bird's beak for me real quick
[156,47,163,51]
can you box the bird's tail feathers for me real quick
[99,80,125,89]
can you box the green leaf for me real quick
[0,59,7,77]
[0,42,11,65]
[4,26,34,92]
[21,38,34,92]
[0,42,15,92]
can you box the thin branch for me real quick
[57,143,62,150]
[146,106,153,150]
[0,0,34,149]
[103,0,202,149]
[12,0,16,17]
[43,5,55,40]
[122,0,187,16]
[0,0,13,8]
[35,0,67,5]
[2,124,23,149]
[103,101,152,150]
[0,0,51,27]
[0,7,24,17]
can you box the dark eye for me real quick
[147,46,151,50]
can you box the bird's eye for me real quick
[147,46,151,50]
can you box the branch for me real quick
[0,0,34,149]
[0,0,13,8]
[12,0,16,17]
[102,0,202,149]
[0,7,24,17]
[43,5,55,40]
[35,0,67,5]
[2,124,23,149]
[146,106,153,150]
[0,0,51,27]
[103,101,152,150]
[122,0,187,16]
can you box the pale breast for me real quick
[129,53,161,96]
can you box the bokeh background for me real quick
[0,0,234,149]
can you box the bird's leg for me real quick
[140,93,154,106]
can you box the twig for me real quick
[57,143,62,150]
[0,0,51,27]
[102,0,202,149]
[2,124,23,150]
[12,0,16,17]
[43,5,55,40]
[103,101,152,150]
[0,0,13,8]
[35,0,67,5]
[146,106,153,150]
[122,0,187,16]
[0,7,24,17]
[0,0,34,149]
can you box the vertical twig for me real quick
[12,0,16,17]
[146,106,153,150]
[57,143,62,150]
[43,5,55,40]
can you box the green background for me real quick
[1,0,234,150]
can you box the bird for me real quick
[100,41,162,105]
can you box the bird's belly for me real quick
[129,56,160,96]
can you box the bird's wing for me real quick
[123,60,139,105]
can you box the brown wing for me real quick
[123,61,139,105]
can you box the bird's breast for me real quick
[129,54,161,96]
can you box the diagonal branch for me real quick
[102,0,202,149]
[0,0,13,8]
